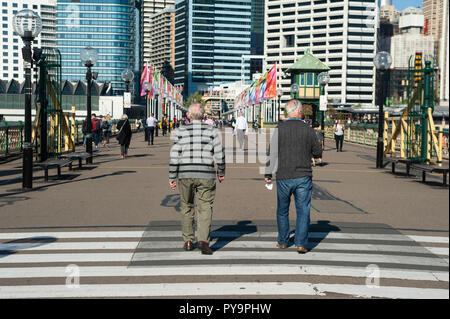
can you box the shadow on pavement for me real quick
[0,236,57,258]
[160,194,181,212]
[302,220,341,251]
[210,220,258,252]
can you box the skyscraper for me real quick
[174,0,253,96]
[140,0,174,71]
[1,0,57,82]
[265,0,378,106]
[56,0,135,94]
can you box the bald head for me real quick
[286,99,303,118]
[188,103,205,120]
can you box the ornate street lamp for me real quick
[80,47,98,163]
[121,68,134,93]
[13,9,42,190]
[290,83,299,99]
[374,51,392,168]
[318,72,330,134]
[143,81,151,118]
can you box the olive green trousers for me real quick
[178,178,216,243]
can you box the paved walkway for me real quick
[0,129,448,298]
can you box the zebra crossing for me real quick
[0,221,448,299]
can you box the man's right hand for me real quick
[169,181,177,191]
[264,177,272,184]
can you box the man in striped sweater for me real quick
[169,103,225,255]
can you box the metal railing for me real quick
[0,119,141,158]
[0,122,24,157]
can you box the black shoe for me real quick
[183,241,194,251]
[198,241,213,255]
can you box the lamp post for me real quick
[143,81,151,118]
[13,9,42,190]
[121,68,134,93]
[373,51,392,168]
[318,71,330,134]
[80,47,98,164]
[290,83,299,99]
[277,89,283,122]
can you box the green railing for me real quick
[325,122,379,147]
[0,119,142,158]
[0,121,24,157]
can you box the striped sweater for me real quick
[169,121,225,181]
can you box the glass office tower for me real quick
[57,0,135,95]
[174,0,252,96]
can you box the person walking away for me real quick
[169,103,225,255]
[235,112,248,150]
[265,99,322,254]
[82,116,89,146]
[102,114,112,147]
[311,121,324,166]
[146,113,158,145]
[135,117,142,131]
[231,116,236,132]
[333,119,345,152]
[91,114,101,149]
[173,116,178,128]
[162,115,168,136]
[116,114,132,159]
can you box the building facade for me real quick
[265,0,378,106]
[174,0,253,96]
[147,5,175,81]
[1,0,57,82]
[140,0,174,70]
[56,0,135,95]
[423,0,443,41]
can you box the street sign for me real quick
[124,92,131,109]
[319,95,328,111]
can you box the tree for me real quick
[184,92,204,109]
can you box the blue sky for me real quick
[393,0,422,10]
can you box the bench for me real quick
[35,158,73,181]
[61,152,92,169]
[410,163,449,186]
[384,157,416,175]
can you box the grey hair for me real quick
[121,114,128,120]
[285,99,303,115]
[188,103,205,120]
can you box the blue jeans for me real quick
[276,177,312,247]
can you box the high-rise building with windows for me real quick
[56,0,135,95]
[140,0,174,70]
[265,0,378,106]
[1,0,57,82]
[174,0,254,96]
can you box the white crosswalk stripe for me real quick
[0,225,448,299]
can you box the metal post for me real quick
[86,64,93,164]
[421,61,432,162]
[38,58,48,162]
[22,31,33,190]
[376,70,386,168]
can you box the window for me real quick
[307,73,313,86]
[284,34,295,48]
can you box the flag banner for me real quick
[235,64,277,107]
[140,63,149,97]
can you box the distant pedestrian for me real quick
[116,114,132,159]
[91,114,101,149]
[265,99,322,254]
[169,103,225,255]
[311,121,324,166]
[102,114,112,146]
[235,112,248,150]
[333,119,345,152]
[204,115,215,127]
[82,116,89,146]
[135,117,142,131]
[146,113,158,145]
[161,115,168,136]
